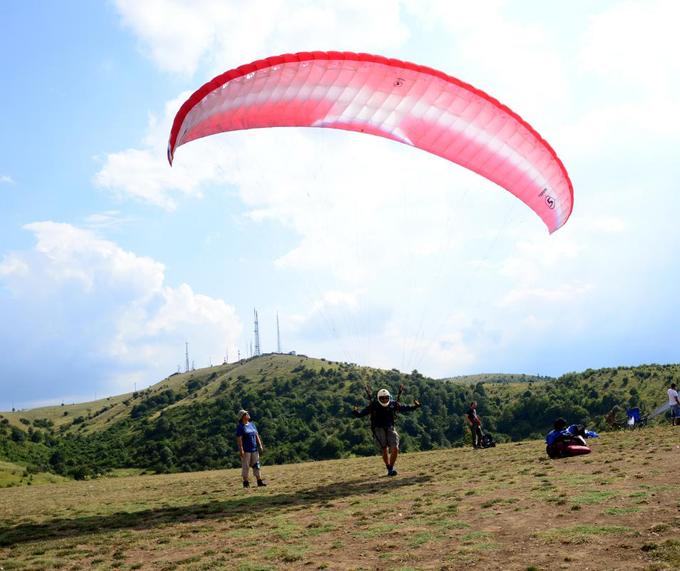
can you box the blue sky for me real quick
[1,0,679,410]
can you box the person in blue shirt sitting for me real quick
[546,418,593,459]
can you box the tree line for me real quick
[1,362,677,481]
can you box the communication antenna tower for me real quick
[277,312,281,353]
[254,308,261,356]
[185,341,190,373]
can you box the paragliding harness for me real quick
[363,383,403,449]
[479,430,496,448]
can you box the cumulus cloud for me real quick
[94,93,236,210]
[115,0,409,76]
[580,0,680,91]
[0,222,242,406]
[84,211,134,231]
[560,0,680,158]
[294,291,392,349]
[403,0,569,127]
[499,283,593,308]
[0,254,28,277]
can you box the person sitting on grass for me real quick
[545,418,597,459]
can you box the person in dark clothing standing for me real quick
[465,401,483,449]
[353,388,420,476]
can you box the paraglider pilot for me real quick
[353,387,420,476]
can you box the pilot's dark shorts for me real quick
[373,426,399,449]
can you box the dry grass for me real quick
[0,426,679,570]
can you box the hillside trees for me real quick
[1,361,678,480]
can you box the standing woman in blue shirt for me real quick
[236,410,267,488]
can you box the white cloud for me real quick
[0,222,242,401]
[577,215,626,234]
[95,147,201,210]
[392,324,479,373]
[288,289,363,340]
[0,175,14,185]
[562,1,680,159]
[94,93,236,209]
[560,99,680,160]
[404,0,569,124]
[21,221,164,294]
[116,0,227,75]
[499,283,593,308]
[84,210,134,231]
[0,254,28,277]
[580,0,680,92]
[115,0,410,76]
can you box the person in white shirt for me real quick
[668,383,680,426]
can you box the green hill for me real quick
[1,356,678,482]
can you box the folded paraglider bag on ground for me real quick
[565,444,591,456]
[546,439,591,459]
[481,433,496,448]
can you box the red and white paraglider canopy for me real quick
[168,51,573,233]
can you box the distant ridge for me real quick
[440,373,554,385]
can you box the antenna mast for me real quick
[254,308,261,356]
[277,312,281,353]
[185,341,190,373]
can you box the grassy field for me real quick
[0,426,678,570]
[0,461,68,488]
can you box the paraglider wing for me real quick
[168,51,573,233]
